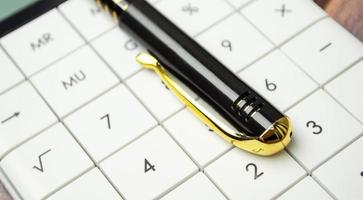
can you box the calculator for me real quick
[0,0,362,199]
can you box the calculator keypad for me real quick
[0,0,362,199]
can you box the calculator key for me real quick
[161,173,226,200]
[277,176,332,200]
[205,148,305,200]
[227,0,252,9]
[59,0,116,40]
[196,13,273,72]
[101,126,197,200]
[242,0,325,45]
[31,46,118,117]
[127,70,184,121]
[92,27,144,80]
[155,0,233,36]
[314,136,363,199]
[325,60,363,123]
[164,108,231,167]
[0,9,84,76]
[65,84,156,162]
[0,123,93,200]
[282,18,363,84]
[239,50,317,111]
[0,49,23,94]
[286,90,363,171]
[47,168,122,200]
[0,82,57,158]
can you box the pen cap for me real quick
[100,0,289,142]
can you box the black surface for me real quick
[0,0,67,38]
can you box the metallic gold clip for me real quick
[136,53,292,156]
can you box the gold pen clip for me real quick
[136,52,292,156]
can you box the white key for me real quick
[0,9,84,76]
[286,90,363,171]
[242,0,325,45]
[0,82,57,158]
[145,0,160,4]
[277,176,332,200]
[31,46,118,117]
[64,84,156,162]
[100,126,197,200]
[59,0,116,40]
[92,27,144,80]
[0,123,93,200]
[196,13,273,72]
[325,60,363,123]
[282,18,363,84]
[47,168,122,200]
[314,135,363,199]
[205,148,305,200]
[164,108,231,167]
[227,0,252,9]
[0,49,23,94]
[126,70,184,121]
[239,50,317,111]
[155,0,233,36]
[161,173,226,200]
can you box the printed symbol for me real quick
[274,4,292,17]
[252,148,264,153]
[245,163,264,180]
[221,40,232,52]
[265,79,277,91]
[124,39,138,51]
[306,121,323,135]
[33,149,52,173]
[144,158,156,173]
[1,112,20,124]
[319,42,332,52]
[182,3,199,15]
[100,113,111,130]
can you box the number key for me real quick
[286,90,363,171]
[64,85,156,162]
[239,50,317,111]
[100,127,197,200]
[205,148,305,199]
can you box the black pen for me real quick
[97,0,292,155]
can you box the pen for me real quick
[97,0,292,156]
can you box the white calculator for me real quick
[0,0,362,199]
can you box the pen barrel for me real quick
[114,0,284,137]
